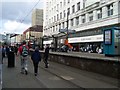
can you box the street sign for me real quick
[59,29,76,33]
[68,30,76,33]
[59,29,67,33]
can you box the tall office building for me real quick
[32,9,43,26]
[43,0,120,50]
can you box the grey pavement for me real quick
[40,60,119,88]
[2,56,120,89]
[2,57,80,88]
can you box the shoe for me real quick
[34,73,37,76]
[45,66,48,68]
[20,71,24,74]
[25,70,28,75]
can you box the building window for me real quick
[107,4,113,16]
[77,2,80,11]
[52,17,53,22]
[89,12,93,21]
[97,8,102,19]
[57,14,59,20]
[67,8,70,15]
[67,20,69,28]
[59,24,61,29]
[56,25,58,31]
[81,14,85,23]
[76,16,79,25]
[54,16,56,21]
[72,5,75,13]
[64,0,66,5]
[60,12,62,19]
[54,6,56,12]
[68,0,70,3]
[57,4,59,10]
[63,10,66,17]
[53,26,55,32]
[62,22,65,28]
[71,19,74,26]
[60,2,62,8]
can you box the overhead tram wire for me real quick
[13,0,41,33]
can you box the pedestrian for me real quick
[2,46,6,64]
[14,46,18,55]
[31,47,41,76]
[0,46,2,64]
[44,44,49,68]
[6,45,10,58]
[17,40,29,75]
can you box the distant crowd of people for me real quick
[49,44,103,54]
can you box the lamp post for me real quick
[66,11,69,40]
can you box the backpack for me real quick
[21,45,28,57]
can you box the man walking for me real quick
[44,44,49,68]
[18,41,29,75]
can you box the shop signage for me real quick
[68,34,103,43]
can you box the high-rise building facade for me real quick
[43,0,120,51]
[32,9,43,26]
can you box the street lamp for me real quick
[66,10,69,40]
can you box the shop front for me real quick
[68,34,103,53]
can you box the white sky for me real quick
[0,0,45,34]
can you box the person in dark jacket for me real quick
[2,46,6,64]
[6,46,10,58]
[31,47,41,76]
[44,44,49,68]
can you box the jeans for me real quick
[33,61,39,74]
[20,56,28,72]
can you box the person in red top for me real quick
[18,40,29,75]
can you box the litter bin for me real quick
[8,51,15,67]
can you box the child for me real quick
[31,47,41,76]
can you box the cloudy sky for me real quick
[0,0,44,34]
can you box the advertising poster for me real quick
[104,30,112,44]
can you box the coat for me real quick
[31,50,41,63]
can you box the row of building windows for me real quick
[48,0,73,9]
[44,3,114,35]
[46,1,81,23]
[47,3,113,25]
